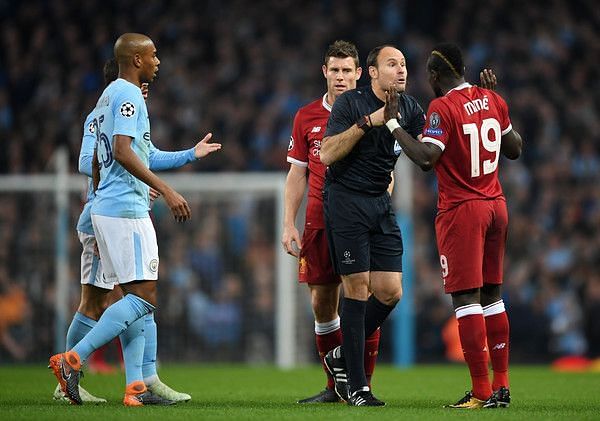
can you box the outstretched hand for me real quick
[194,133,222,159]
[384,85,401,122]
[479,69,497,90]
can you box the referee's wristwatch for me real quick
[356,115,372,132]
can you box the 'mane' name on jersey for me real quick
[91,79,151,218]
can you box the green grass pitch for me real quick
[0,364,598,420]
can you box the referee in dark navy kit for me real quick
[319,44,425,407]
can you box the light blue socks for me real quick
[66,312,97,351]
[72,294,154,364]
[142,313,159,385]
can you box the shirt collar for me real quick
[447,82,472,95]
[322,93,332,112]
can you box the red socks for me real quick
[315,318,382,390]
[315,318,343,390]
[364,328,380,387]
[456,304,492,400]
[484,300,510,390]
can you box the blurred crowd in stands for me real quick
[1,0,598,363]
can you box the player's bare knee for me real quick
[451,288,479,309]
[480,284,501,307]
[378,285,402,306]
[78,300,106,321]
[312,301,338,322]
[309,284,339,321]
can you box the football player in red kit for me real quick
[282,40,382,403]
[382,42,522,409]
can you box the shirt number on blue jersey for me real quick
[94,115,113,168]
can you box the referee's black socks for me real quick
[365,295,397,338]
[341,297,368,393]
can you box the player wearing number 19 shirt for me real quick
[382,43,522,409]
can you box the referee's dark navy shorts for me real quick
[323,183,403,276]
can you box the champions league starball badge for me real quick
[120,102,136,118]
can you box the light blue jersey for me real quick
[77,93,195,231]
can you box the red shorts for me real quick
[298,228,340,285]
[435,198,508,294]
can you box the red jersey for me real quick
[287,94,331,229]
[422,83,512,212]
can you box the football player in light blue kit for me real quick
[49,33,221,406]
[53,59,218,404]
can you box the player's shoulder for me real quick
[482,88,508,107]
[400,92,420,106]
[428,95,453,114]
[110,79,143,102]
[328,88,362,111]
[400,93,424,112]
[341,87,364,100]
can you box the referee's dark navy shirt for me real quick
[324,85,425,195]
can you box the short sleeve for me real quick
[111,84,143,138]
[422,99,451,152]
[286,110,308,167]
[493,93,512,135]
[324,93,354,137]
[406,99,426,139]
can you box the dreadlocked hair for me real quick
[429,42,464,79]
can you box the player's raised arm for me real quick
[113,135,191,222]
[384,86,442,171]
[501,129,523,160]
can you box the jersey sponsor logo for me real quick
[341,250,355,265]
[312,139,322,156]
[120,102,136,118]
[425,127,444,136]
[311,126,321,133]
[288,136,294,151]
[394,140,402,155]
[429,112,441,128]
[149,259,159,273]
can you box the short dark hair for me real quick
[324,40,359,68]
[366,44,399,69]
[428,42,465,79]
[103,58,118,86]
